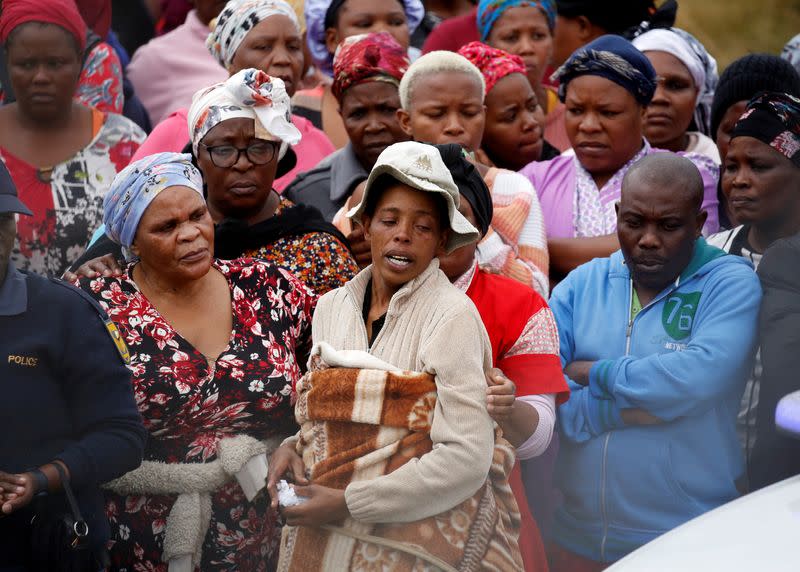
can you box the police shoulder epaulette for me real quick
[47,277,131,365]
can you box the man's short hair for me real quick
[622,153,704,212]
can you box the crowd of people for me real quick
[0,0,799,571]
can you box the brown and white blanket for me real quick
[277,343,523,572]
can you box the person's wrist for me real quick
[337,489,350,519]
[27,469,48,495]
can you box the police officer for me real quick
[0,162,146,571]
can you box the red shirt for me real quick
[422,7,479,54]
[462,265,569,572]
[465,266,569,401]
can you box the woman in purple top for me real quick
[520,35,719,277]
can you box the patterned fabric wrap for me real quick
[554,34,657,106]
[279,348,523,572]
[207,0,301,70]
[188,68,302,155]
[458,41,526,95]
[732,92,800,168]
[0,0,87,52]
[477,0,556,41]
[305,0,424,76]
[573,142,650,237]
[633,28,718,136]
[103,152,203,255]
[331,32,409,102]
[77,41,124,114]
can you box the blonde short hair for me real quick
[399,51,486,110]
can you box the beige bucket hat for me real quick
[347,141,480,253]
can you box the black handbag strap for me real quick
[52,463,89,543]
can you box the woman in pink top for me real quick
[132,0,335,192]
[126,3,229,125]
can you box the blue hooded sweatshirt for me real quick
[549,238,761,562]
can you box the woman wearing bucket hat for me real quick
[268,141,523,571]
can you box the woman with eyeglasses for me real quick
[74,74,330,572]
[129,0,336,193]
[67,69,358,296]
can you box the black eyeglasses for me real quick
[200,141,279,168]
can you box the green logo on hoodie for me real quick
[662,292,701,340]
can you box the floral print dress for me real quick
[244,198,359,296]
[79,259,314,571]
[2,112,144,276]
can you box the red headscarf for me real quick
[458,41,527,94]
[0,0,88,52]
[331,32,409,102]
[74,0,111,38]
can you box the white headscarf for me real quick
[187,68,302,157]
[633,28,718,136]
[207,0,301,70]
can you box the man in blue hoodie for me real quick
[548,153,762,571]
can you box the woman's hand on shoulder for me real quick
[486,368,515,422]
[62,254,124,282]
[266,443,308,511]
[281,484,350,526]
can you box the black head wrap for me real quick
[555,0,670,37]
[324,0,348,29]
[731,91,800,168]
[434,144,493,237]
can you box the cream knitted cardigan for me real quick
[310,259,495,524]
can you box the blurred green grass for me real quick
[676,0,800,70]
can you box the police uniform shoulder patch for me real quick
[47,277,131,365]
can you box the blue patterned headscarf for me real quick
[477,0,556,41]
[104,153,204,259]
[554,34,657,106]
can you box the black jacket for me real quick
[750,233,800,489]
[0,268,146,559]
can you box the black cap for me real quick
[710,54,800,140]
[0,161,31,216]
[433,143,493,237]
[555,0,657,35]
